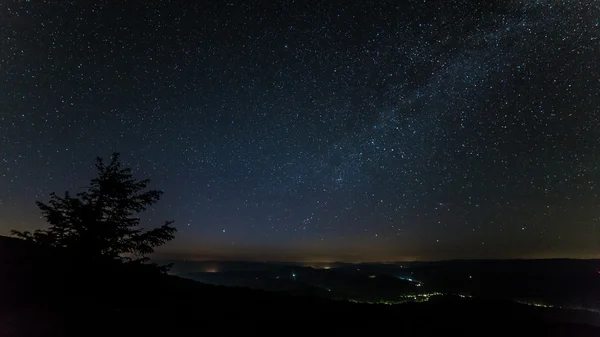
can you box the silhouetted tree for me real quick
[12,153,176,265]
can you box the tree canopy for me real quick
[12,153,176,264]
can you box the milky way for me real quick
[1,0,599,261]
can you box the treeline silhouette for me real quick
[11,153,176,273]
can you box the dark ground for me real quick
[1,236,598,337]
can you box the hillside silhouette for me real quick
[2,235,600,336]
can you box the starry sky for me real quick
[1,0,599,262]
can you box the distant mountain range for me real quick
[162,258,600,310]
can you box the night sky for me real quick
[1,0,599,262]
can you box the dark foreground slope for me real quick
[0,236,598,337]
